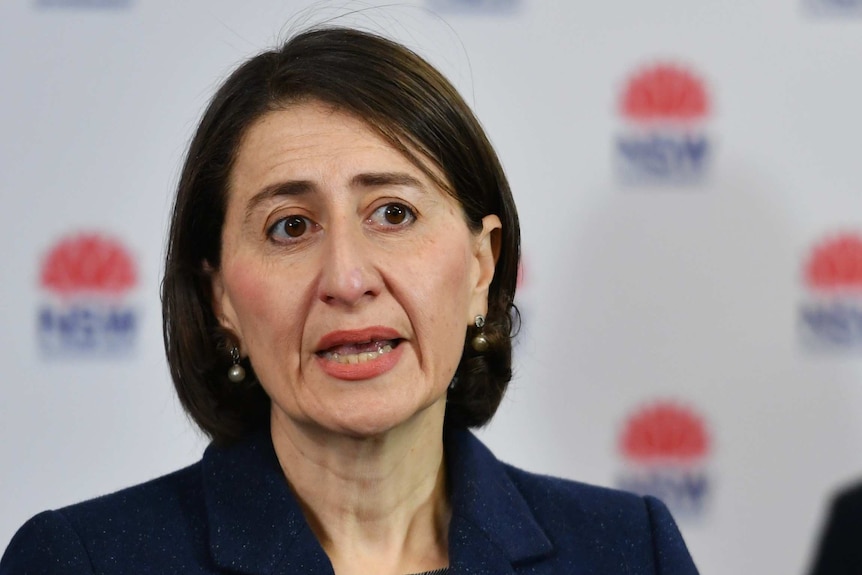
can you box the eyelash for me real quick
[267,215,317,243]
[367,202,417,228]
[266,202,417,244]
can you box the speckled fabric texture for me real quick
[1,428,699,574]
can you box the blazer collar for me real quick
[202,430,333,574]
[445,427,554,573]
[202,428,553,574]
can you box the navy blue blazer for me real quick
[1,428,698,574]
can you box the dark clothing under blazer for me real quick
[1,428,699,574]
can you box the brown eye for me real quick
[269,215,311,242]
[284,216,307,237]
[371,203,415,228]
[368,202,416,230]
[384,204,406,225]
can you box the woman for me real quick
[1,27,699,574]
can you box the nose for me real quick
[316,220,382,306]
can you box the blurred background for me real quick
[2,1,862,573]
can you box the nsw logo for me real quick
[38,232,139,356]
[616,400,712,518]
[615,64,712,185]
[798,232,862,349]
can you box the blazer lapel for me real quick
[202,430,334,575]
[446,428,554,574]
[200,427,554,575]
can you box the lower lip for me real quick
[315,344,404,381]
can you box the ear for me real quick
[469,214,502,317]
[208,262,244,351]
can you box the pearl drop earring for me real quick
[227,346,246,383]
[471,315,489,352]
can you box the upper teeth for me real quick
[324,343,394,364]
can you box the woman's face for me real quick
[211,101,500,438]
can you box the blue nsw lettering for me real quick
[616,133,709,183]
[617,469,709,517]
[799,300,862,348]
[39,303,137,355]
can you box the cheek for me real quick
[436,225,474,298]
[225,260,269,318]
[224,258,306,344]
[405,234,473,340]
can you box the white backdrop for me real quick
[2,1,862,574]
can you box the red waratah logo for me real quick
[804,233,862,292]
[40,233,137,297]
[37,232,139,356]
[621,64,709,123]
[620,401,710,464]
[616,399,712,517]
[798,231,862,349]
[615,62,712,183]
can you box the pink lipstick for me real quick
[315,327,404,381]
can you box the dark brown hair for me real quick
[162,27,520,444]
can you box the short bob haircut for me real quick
[162,27,520,444]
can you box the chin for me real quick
[327,409,420,440]
[314,396,445,440]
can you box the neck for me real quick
[270,399,450,575]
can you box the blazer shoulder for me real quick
[502,462,648,520]
[59,460,204,527]
[808,479,862,575]
[831,480,862,516]
[2,462,207,574]
[1,510,94,574]
[501,463,700,574]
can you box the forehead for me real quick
[229,101,446,194]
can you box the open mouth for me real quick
[317,338,403,365]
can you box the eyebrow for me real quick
[351,171,426,192]
[243,171,427,221]
[244,180,314,221]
